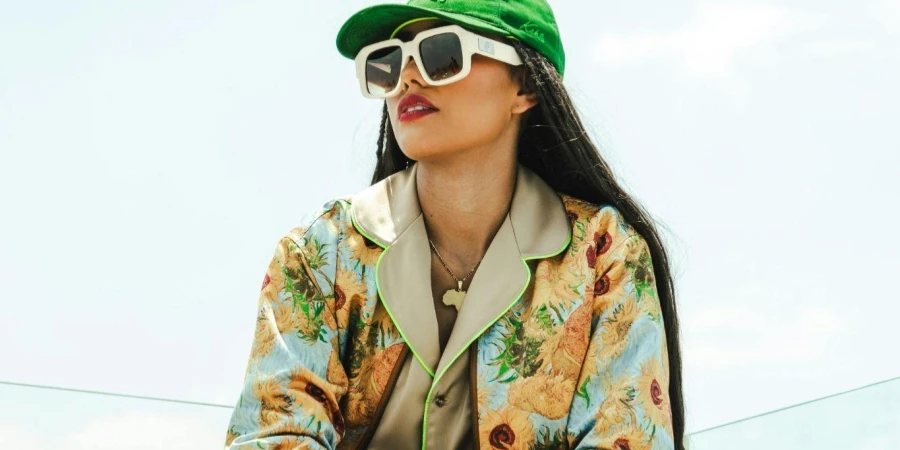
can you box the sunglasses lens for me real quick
[420,33,463,81]
[365,46,403,96]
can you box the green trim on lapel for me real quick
[419,232,572,450]
[349,206,437,378]
[345,161,575,450]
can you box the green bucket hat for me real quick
[335,0,566,77]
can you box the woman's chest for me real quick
[339,256,595,448]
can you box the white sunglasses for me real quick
[355,24,523,99]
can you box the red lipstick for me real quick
[398,93,439,123]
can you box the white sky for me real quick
[1,0,899,447]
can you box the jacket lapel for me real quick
[349,163,441,377]
[348,161,572,378]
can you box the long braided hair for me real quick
[368,37,686,448]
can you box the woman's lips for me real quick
[399,108,437,123]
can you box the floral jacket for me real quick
[224,162,674,450]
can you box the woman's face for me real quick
[385,19,537,163]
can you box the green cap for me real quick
[335,0,565,77]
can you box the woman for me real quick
[224,1,685,449]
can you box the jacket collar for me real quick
[348,161,571,378]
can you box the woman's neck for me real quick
[416,153,517,270]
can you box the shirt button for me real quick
[434,395,447,407]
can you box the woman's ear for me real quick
[512,91,539,115]
[508,61,537,115]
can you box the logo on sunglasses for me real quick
[477,37,495,55]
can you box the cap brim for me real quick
[335,4,510,60]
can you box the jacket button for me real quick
[434,395,447,407]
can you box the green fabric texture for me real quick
[335,0,566,77]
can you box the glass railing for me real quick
[2,376,898,448]
[0,381,233,449]
[686,376,900,449]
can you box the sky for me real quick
[1,0,899,447]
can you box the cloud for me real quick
[687,306,842,368]
[592,3,826,77]
[799,39,877,58]
[0,425,44,450]
[868,0,900,36]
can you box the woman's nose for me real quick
[399,56,427,89]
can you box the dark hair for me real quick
[368,38,686,448]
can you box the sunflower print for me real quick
[591,372,637,436]
[333,264,367,326]
[561,198,601,256]
[225,196,674,450]
[340,231,382,269]
[476,375,493,414]
[599,424,653,450]
[224,428,239,448]
[563,226,673,449]
[532,257,584,312]
[270,437,301,450]
[344,342,405,427]
[248,303,278,363]
[260,251,287,304]
[636,355,673,436]
[478,405,535,450]
[251,376,303,429]
[248,300,305,363]
[326,336,348,388]
[545,301,593,379]
[522,311,554,341]
[488,307,547,382]
[586,253,628,316]
[584,210,626,269]
[597,297,647,363]
[286,366,346,437]
[507,371,574,419]
[564,199,627,263]
[343,391,373,429]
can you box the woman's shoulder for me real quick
[282,195,355,246]
[557,192,641,248]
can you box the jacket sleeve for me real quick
[566,230,676,450]
[224,220,349,450]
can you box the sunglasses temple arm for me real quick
[475,36,523,66]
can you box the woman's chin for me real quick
[397,144,455,162]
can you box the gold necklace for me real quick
[428,237,482,311]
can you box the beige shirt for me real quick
[366,345,475,450]
[366,264,540,450]
[347,161,564,449]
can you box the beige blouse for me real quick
[366,260,540,450]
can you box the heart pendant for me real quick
[442,289,466,311]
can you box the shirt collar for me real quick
[349,161,571,258]
[347,161,572,377]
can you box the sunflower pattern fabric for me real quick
[224,195,674,450]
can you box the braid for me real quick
[507,41,687,447]
[372,102,390,184]
[512,41,629,210]
[512,41,589,179]
[371,101,412,184]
